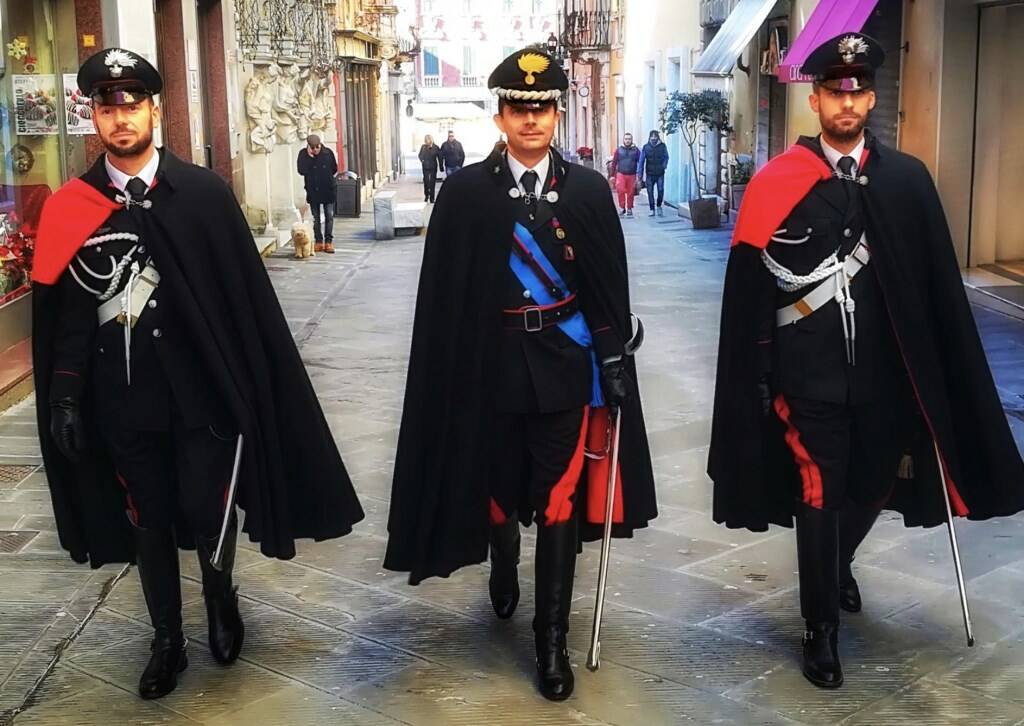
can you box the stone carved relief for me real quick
[244,64,279,153]
[244,63,336,153]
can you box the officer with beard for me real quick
[709,33,1024,689]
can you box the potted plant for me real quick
[730,155,754,213]
[659,89,731,228]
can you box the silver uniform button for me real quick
[523,290,532,299]
[843,228,853,238]
[148,299,157,309]
[95,246,102,254]
[152,328,162,338]
[806,227,813,234]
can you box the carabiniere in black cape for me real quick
[385,147,657,585]
[33,150,364,566]
[709,133,1024,531]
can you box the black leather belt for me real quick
[503,295,579,332]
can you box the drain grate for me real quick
[0,530,39,553]
[0,464,35,485]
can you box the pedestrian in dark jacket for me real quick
[612,133,640,217]
[296,134,338,253]
[440,131,466,174]
[639,130,669,216]
[418,134,443,203]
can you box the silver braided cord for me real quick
[761,248,843,292]
[82,232,140,248]
[492,87,562,101]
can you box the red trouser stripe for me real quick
[489,497,507,526]
[116,472,141,526]
[543,406,590,526]
[773,395,825,509]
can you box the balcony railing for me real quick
[562,10,611,51]
[423,75,441,87]
[461,75,484,87]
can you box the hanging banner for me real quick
[63,73,95,135]
[13,74,59,136]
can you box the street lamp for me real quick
[546,32,558,58]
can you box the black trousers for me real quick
[490,407,589,527]
[774,392,917,511]
[101,416,237,537]
[422,167,438,202]
[646,173,665,209]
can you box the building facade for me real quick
[621,0,701,208]
[410,0,559,158]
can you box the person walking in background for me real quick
[639,130,669,217]
[296,134,338,253]
[418,134,443,203]
[612,133,640,217]
[441,130,466,175]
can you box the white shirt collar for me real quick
[505,150,550,195]
[105,148,160,193]
[820,135,865,174]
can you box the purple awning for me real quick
[777,0,881,83]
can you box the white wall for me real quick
[623,0,701,205]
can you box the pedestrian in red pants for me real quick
[612,133,640,217]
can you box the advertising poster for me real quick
[13,74,59,136]
[63,74,95,135]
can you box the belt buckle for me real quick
[523,306,543,332]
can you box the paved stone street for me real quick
[2,177,1024,725]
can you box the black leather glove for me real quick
[50,398,86,463]
[758,377,773,418]
[600,359,634,408]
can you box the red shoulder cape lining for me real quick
[32,178,121,285]
[731,144,835,249]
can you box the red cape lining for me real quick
[732,144,871,249]
[32,178,121,285]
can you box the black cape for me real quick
[32,150,364,566]
[384,148,657,584]
[709,135,1024,531]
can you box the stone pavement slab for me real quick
[2,177,1024,724]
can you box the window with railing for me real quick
[423,45,440,86]
[461,75,483,87]
[562,4,612,50]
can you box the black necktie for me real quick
[520,170,539,201]
[126,176,148,201]
[837,156,856,178]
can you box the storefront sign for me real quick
[62,74,95,135]
[13,75,58,136]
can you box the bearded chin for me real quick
[823,115,867,143]
[105,128,154,158]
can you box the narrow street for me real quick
[2,178,1024,725]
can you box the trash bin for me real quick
[335,172,361,217]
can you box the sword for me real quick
[932,439,975,647]
[587,405,622,672]
[211,433,245,571]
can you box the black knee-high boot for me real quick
[195,518,245,665]
[533,517,577,701]
[488,516,521,619]
[796,502,843,688]
[132,523,188,699]
[838,499,882,613]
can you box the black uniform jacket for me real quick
[708,133,1024,531]
[32,150,364,567]
[48,188,224,431]
[496,159,619,414]
[384,147,657,584]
